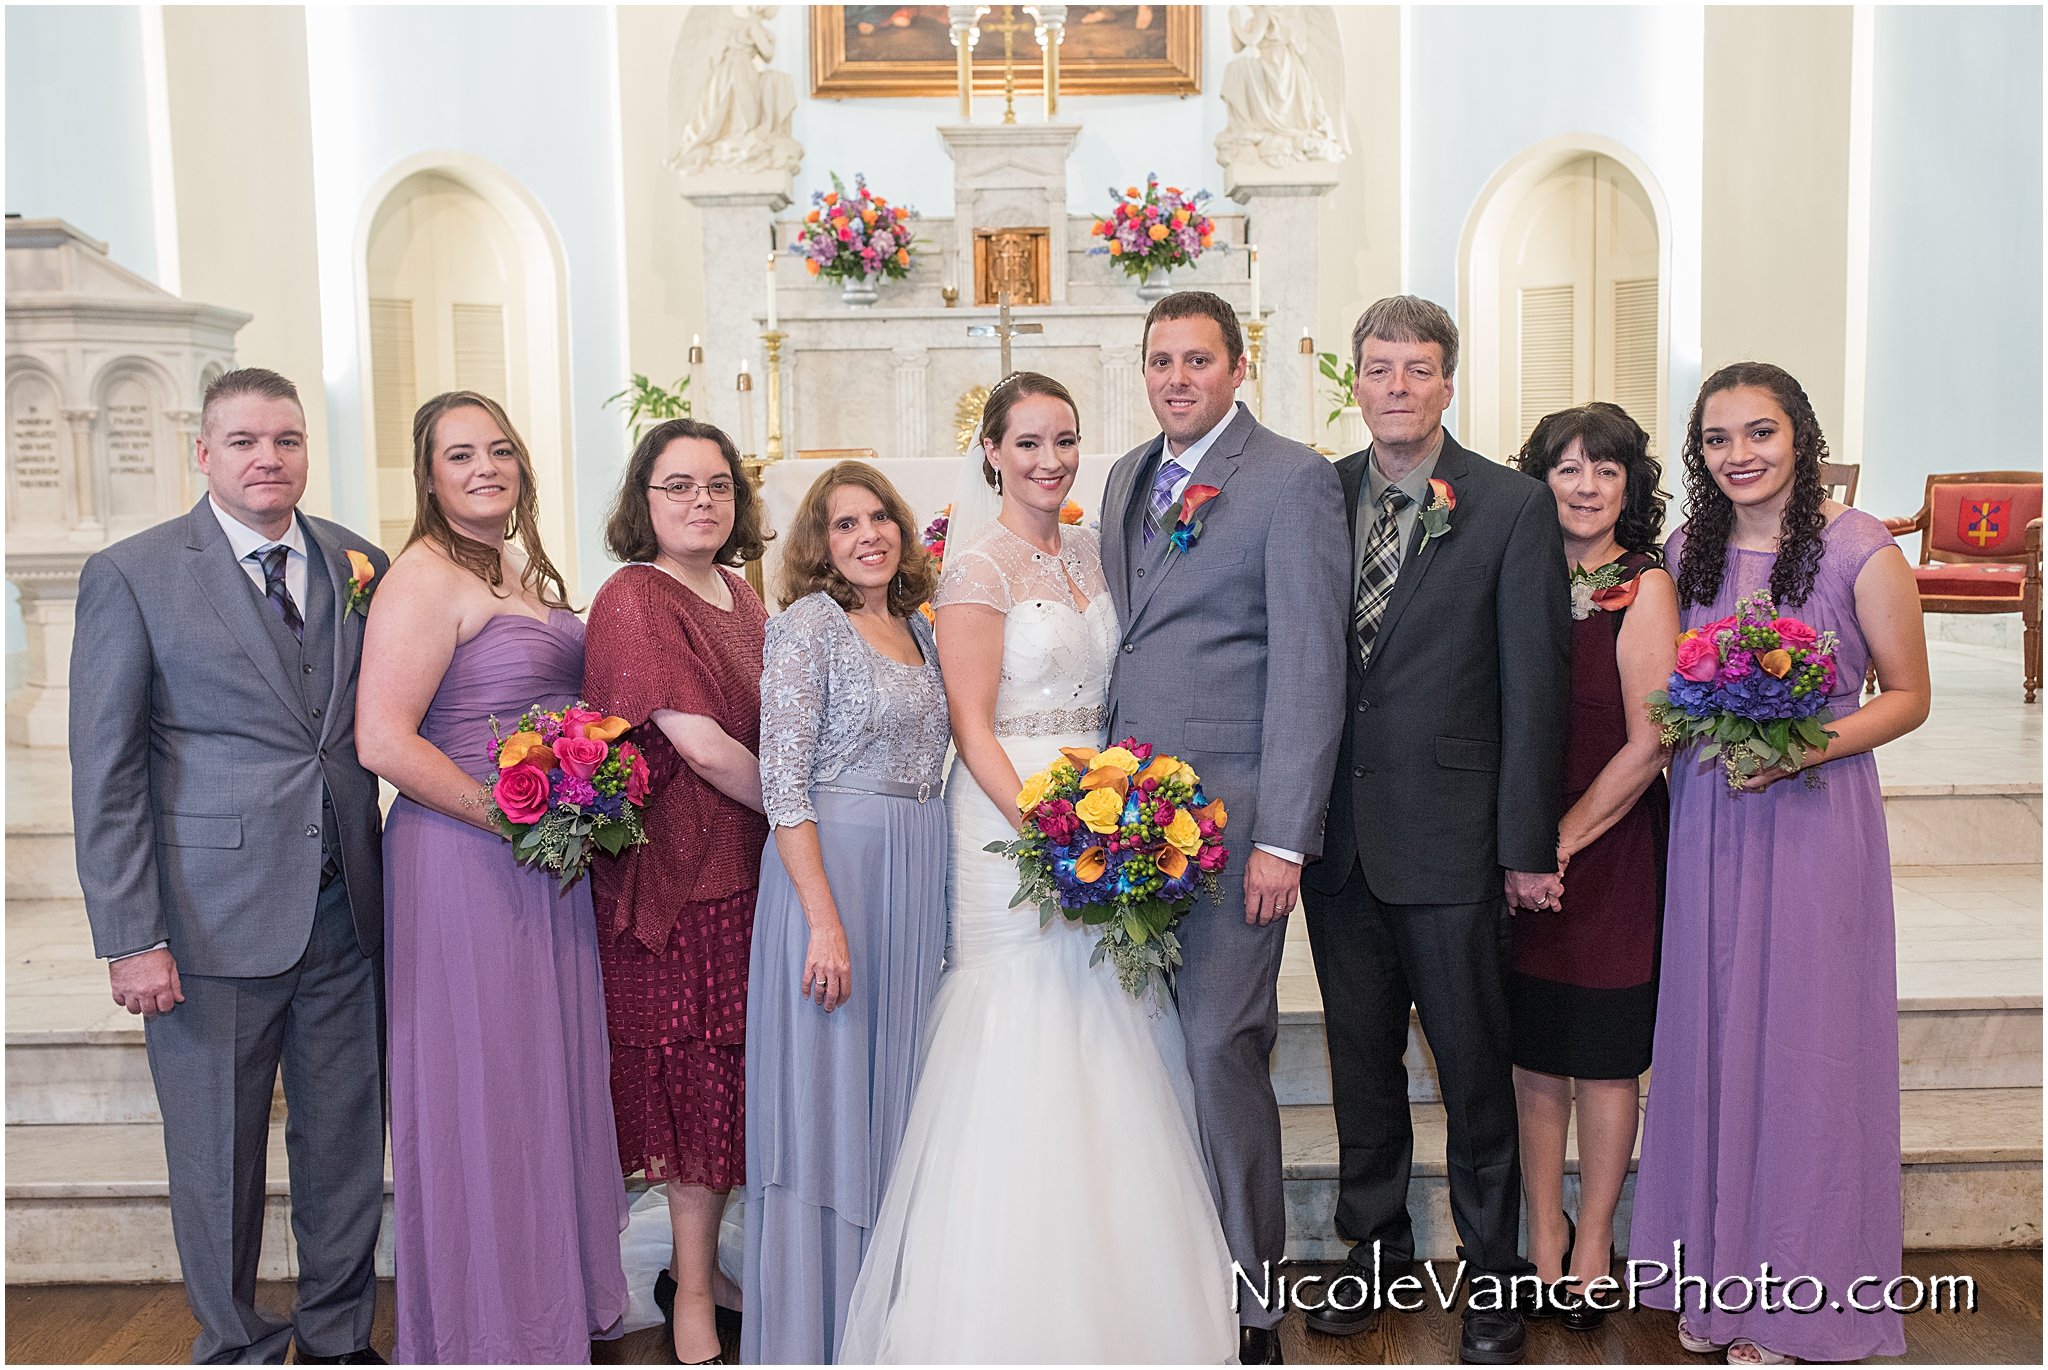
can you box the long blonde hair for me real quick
[407,391,574,610]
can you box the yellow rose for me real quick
[1016,769,1055,814]
[1164,808,1202,856]
[1175,760,1200,786]
[1092,746,1141,776]
[1075,787,1125,834]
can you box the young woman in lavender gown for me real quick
[1507,402,1677,1331]
[583,419,771,1364]
[1628,363,1929,1364]
[358,392,629,1363]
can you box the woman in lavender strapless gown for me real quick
[359,392,629,1363]
[1629,365,1929,1365]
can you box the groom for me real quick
[1102,291,1351,1364]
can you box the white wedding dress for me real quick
[838,521,1239,1365]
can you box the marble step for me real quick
[1279,1087,2045,1262]
[1268,865,2042,1107]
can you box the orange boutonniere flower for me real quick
[1590,579,1640,613]
[1167,485,1221,553]
[344,550,377,619]
[1417,478,1455,551]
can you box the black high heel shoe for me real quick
[654,1269,735,1365]
[1558,1221,1609,1333]
[1524,1211,1576,1320]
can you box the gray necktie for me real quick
[1352,486,1411,670]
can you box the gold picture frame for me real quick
[811,6,1201,100]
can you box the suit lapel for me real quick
[1125,407,1254,633]
[183,499,318,736]
[1102,438,1157,622]
[1363,435,1470,681]
[301,515,359,749]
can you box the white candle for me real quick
[1249,244,1261,318]
[765,253,778,332]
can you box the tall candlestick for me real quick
[1245,318,1266,424]
[765,253,779,332]
[762,330,787,464]
[735,361,756,459]
[1248,243,1261,319]
[687,333,704,415]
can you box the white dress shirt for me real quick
[1152,401,1304,868]
[211,496,311,613]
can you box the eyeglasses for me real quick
[649,479,737,502]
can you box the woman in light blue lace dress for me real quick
[740,462,951,1365]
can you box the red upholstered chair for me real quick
[1880,471,2043,702]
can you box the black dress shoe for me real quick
[1523,1211,1576,1321]
[292,1349,386,1365]
[1460,1306,1527,1365]
[1558,1285,1607,1333]
[1239,1325,1285,1363]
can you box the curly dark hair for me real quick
[1675,362,1830,610]
[602,418,770,568]
[1513,401,1668,557]
[776,460,940,617]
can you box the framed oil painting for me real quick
[811,6,1201,99]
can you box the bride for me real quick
[837,373,1239,1364]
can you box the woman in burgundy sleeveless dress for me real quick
[1631,365,1929,1364]
[1509,403,1679,1329]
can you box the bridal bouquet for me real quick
[1646,589,1840,792]
[987,738,1230,999]
[480,703,653,890]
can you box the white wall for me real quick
[1862,4,2043,522]
[304,4,631,597]
[1403,4,1705,461]
[5,6,162,285]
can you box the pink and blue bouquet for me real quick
[481,702,652,890]
[1646,589,1840,792]
[987,737,1230,999]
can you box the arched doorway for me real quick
[354,157,574,583]
[1460,138,1670,464]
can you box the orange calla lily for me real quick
[344,549,376,586]
[585,715,630,742]
[1154,843,1189,880]
[1135,755,1180,789]
[523,745,557,774]
[498,731,544,769]
[1059,746,1099,771]
[1197,798,1228,830]
[1079,766,1130,799]
[1075,847,1108,882]
[1758,649,1794,679]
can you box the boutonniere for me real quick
[1167,485,1221,553]
[1568,561,1638,620]
[344,550,377,620]
[1416,477,1455,551]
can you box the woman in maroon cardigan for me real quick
[584,418,769,1364]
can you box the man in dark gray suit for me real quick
[1301,298,1570,1365]
[72,368,390,1364]
[1101,291,1350,1365]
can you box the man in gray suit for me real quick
[72,368,390,1364]
[1101,291,1350,1365]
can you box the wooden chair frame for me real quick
[1882,470,2042,703]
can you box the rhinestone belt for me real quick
[992,703,1108,738]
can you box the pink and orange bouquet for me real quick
[481,702,652,889]
[1088,175,1220,279]
[987,737,1230,999]
[792,172,919,285]
[1646,589,1840,792]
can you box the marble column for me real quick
[1098,342,1142,457]
[892,347,931,460]
[678,184,791,447]
[6,555,84,748]
[1227,179,1338,454]
[61,408,102,537]
[167,408,201,506]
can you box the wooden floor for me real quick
[6,1251,2038,1364]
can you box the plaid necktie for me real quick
[1143,457,1192,545]
[250,545,304,643]
[1352,485,1412,670]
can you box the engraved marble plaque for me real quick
[103,377,159,521]
[7,375,66,527]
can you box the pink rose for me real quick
[621,744,651,805]
[492,762,551,824]
[555,735,607,781]
[1153,800,1176,825]
[561,707,603,739]
[1675,634,1721,682]
[1198,844,1230,872]
[1773,617,1819,648]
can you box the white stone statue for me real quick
[1214,6,1349,171]
[667,5,803,179]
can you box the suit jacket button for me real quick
[1352,766,1365,778]
[302,664,313,674]
[1357,700,1369,712]
[312,707,323,719]
[305,824,319,838]
[1136,568,1145,577]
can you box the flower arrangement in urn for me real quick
[988,737,1230,1000]
[1088,174,1221,295]
[792,172,919,302]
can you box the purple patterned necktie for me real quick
[250,545,304,643]
[1143,457,1192,544]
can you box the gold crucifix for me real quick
[967,290,1043,377]
[982,4,1031,125]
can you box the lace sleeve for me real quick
[932,543,1012,612]
[757,594,835,829]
